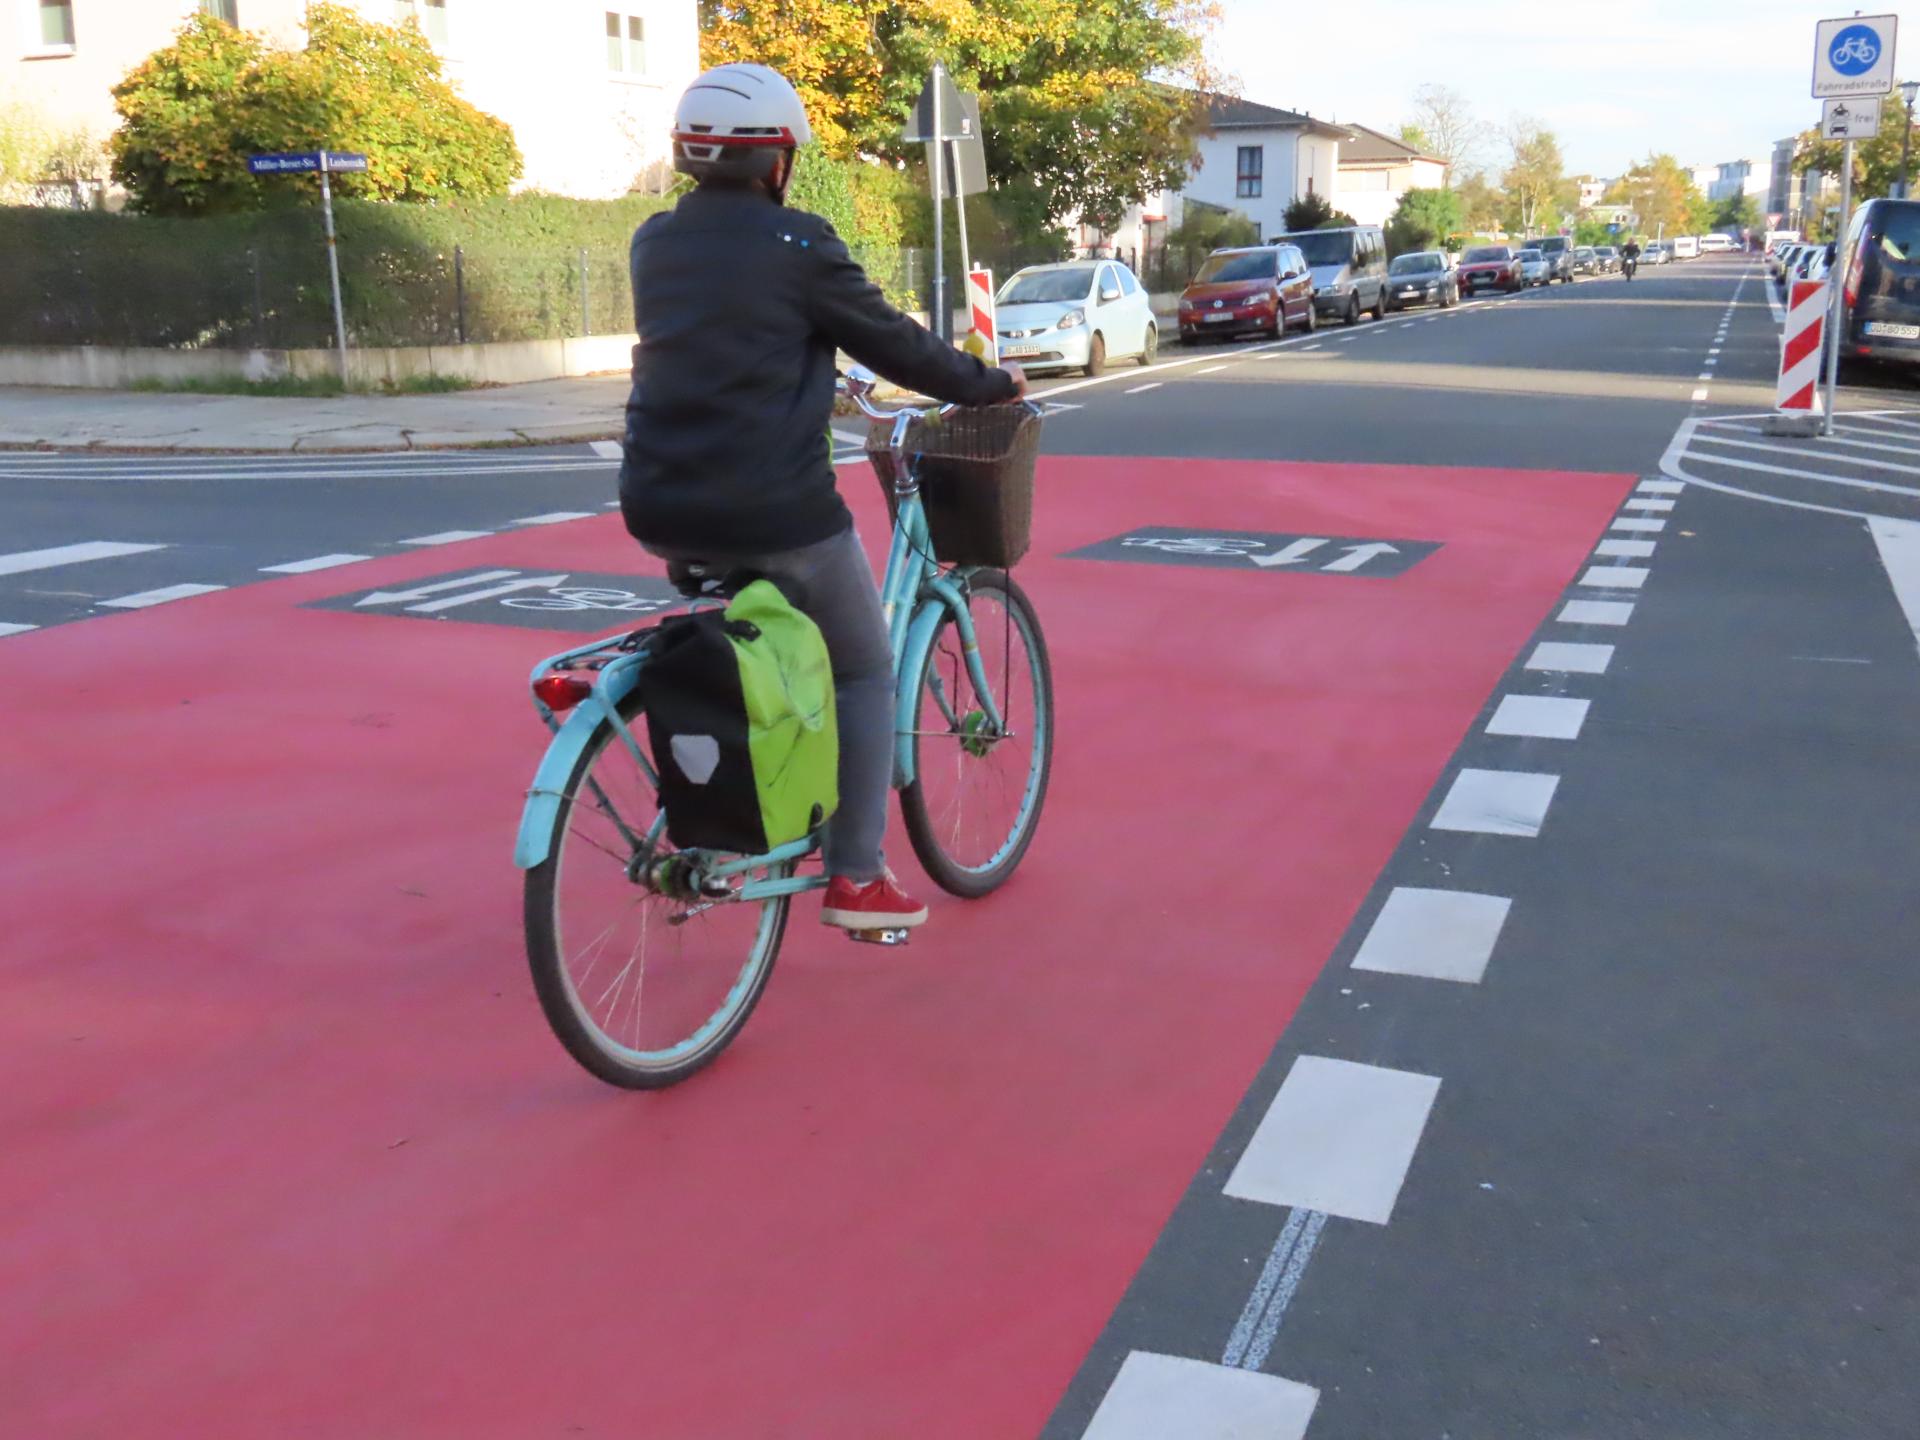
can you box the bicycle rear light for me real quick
[534,674,594,711]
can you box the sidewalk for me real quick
[0,374,632,452]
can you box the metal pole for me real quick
[454,244,467,345]
[579,246,590,337]
[319,157,349,387]
[929,65,947,344]
[1901,100,1915,201]
[1822,138,1855,436]
[952,138,972,296]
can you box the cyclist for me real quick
[619,63,1027,934]
[1621,236,1641,281]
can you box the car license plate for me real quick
[1399,287,1421,297]
[1002,344,1041,357]
[1204,312,1236,323]
[1864,322,1920,339]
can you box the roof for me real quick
[1198,91,1348,139]
[1336,121,1444,168]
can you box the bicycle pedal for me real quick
[846,927,910,947]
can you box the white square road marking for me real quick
[1637,480,1685,495]
[1624,498,1675,512]
[510,512,595,526]
[1353,886,1512,984]
[1431,768,1559,837]
[1559,599,1635,626]
[1596,538,1656,558]
[1612,517,1666,533]
[397,530,493,546]
[1488,693,1591,739]
[1224,1056,1442,1224]
[1528,641,1614,674]
[97,583,227,609]
[1082,1352,1318,1440]
[1580,565,1649,589]
[260,553,370,574]
[0,622,38,638]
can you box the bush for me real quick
[1385,188,1463,256]
[110,5,519,215]
[1283,192,1335,231]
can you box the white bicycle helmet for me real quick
[671,63,812,196]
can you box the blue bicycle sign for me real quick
[1829,25,1881,75]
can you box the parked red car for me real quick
[1457,244,1522,296]
[1178,243,1317,343]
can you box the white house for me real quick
[8,0,698,199]
[1706,158,1768,206]
[1332,122,1446,228]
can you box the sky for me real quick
[1212,0,1912,180]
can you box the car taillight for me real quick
[534,674,594,712]
[1845,252,1863,308]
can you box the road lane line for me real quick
[1482,695,1589,737]
[1579,565,1650,588]
[1528,641,1614,674]
[260,553,370,574]
[1868,517,1920,661]
[1692,434,1920,483]
[0,460,615,482]
[1624,497,1675,511]
[97,583,226,609]
[1431,768,1559,836]
[1612,517,1667,531]
[589,440,623,459]
[1352,886,1512,982]
[1123,382,1162,394]
[1692,388,1711,401]
[1083,1352,1317,1440]
[1596,538,1657,558]
[397,530,492,545]
[0,622,38,637]
[1225,1056,1441,1223]
[0,541,166,577]
[510,511,596,525]
[1638,479,1685,494]
[1197,365,1232,374]
[1559,599,1635,626]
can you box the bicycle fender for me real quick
[893,597,950,789]
[513,671,641,870]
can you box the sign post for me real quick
[904,67,979,344]
[246,150,368,385]
[1812,15,1897,434]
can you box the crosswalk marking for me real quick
[397,530,492,546]
[260,553,370,574]
[510,512,595,526]
[0,541,165,577]
[0,622,39,638]
[98,583,227,609]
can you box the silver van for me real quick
[1271,225,1389,325]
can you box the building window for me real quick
[1236,145,1262,199]
[606,11,645,74]
[392,0,448,46]
[201,0,238,23]
[34,0,75,49]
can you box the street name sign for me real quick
[1812,15,1897,98]
[246,151,370,174]
[1821,97,1882,141]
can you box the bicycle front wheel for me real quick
[524,695,790,1089]
[900,570,1053,898]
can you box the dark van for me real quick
[1837,198,1920,370]
[1271,225,1389,325]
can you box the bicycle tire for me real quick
[525,692,791,1089]
[900,570,1054,899]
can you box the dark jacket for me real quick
[619,184,1016,555]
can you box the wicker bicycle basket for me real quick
[865,404,1042,569]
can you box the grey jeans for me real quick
[645,526,892,882]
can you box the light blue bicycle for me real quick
[514,370,1054,1088]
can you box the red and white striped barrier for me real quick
[966,267,996,365]
[1777,279,1826,411]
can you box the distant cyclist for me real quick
[618,64,1027,935]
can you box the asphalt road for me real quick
[7,256,1920,1438]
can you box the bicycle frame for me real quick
[512,433,1009,905]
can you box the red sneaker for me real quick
[821,871,929,930]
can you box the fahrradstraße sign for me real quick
[1813,15,1897,99]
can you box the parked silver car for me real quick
[1516,248,1553,287]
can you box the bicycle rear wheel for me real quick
[524,696,790,1089]
[900,571,1053,898]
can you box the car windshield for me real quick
[1463,247,1509,263]
[1539,238,1567,251]
[1278,231,1357,267]
[1518,251,1543,261]
[1193,250,1277,283]
[1389,254,1441,274]
[998,268,1095,304]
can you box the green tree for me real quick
[1794,83,1918,200]
[1398,122,1430,151]
[1501,117,1564,234]
[1384,187,1461,255]
[1712,190,1763,235]
[1604,153,1709,240]
[110,6,520,215]
[1453,171,1504,233]
[698,0,1223,229]
[1282,190,1335,231]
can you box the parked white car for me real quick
[995,260,1157,376]
[1516,248,1553,287]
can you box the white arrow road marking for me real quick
[1869,516,1920,660]
[1250,538,1330,568]
[354,570,522,607]
[1321,542,1400,573]
[407,574,570,613]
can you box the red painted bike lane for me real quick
[1,456,1630,1438]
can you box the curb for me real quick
[0,426,624,456]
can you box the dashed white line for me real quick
[1595,538,1657,558]
[260,553,371,574]
[1528,640,1614,674]
[1612,517,1667,532]
[1431,768,1560,836]
[1197,364,1232,374]
[1637,480,1685,494]
[510,511,596,525]
[1124,382,1163,394]
[1579,564,1651,588]
[0,541,165,576]
[0,622,38,638]
[1224,1056,1442,1224]
[1083,1352,1317,1440]
[1353,886,1512,983]
[397,530,492,545]
[1624,497,1675,512]
[1487,693,1591,739]
[1559,599,1635,626]
[97,583,226,609]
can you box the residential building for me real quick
[1577,177,1610,210]
[1333,122,1446,228]
[7,0,697,199]
[1767,136,1841,230]
[1707,158,1767,206]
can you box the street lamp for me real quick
[1902,80,1920,200]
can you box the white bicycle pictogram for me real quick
[1831,34,1879,67]
[1121,535,1267,556]
[503,587,677,613]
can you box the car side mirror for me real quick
[1100,286,1122,303]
